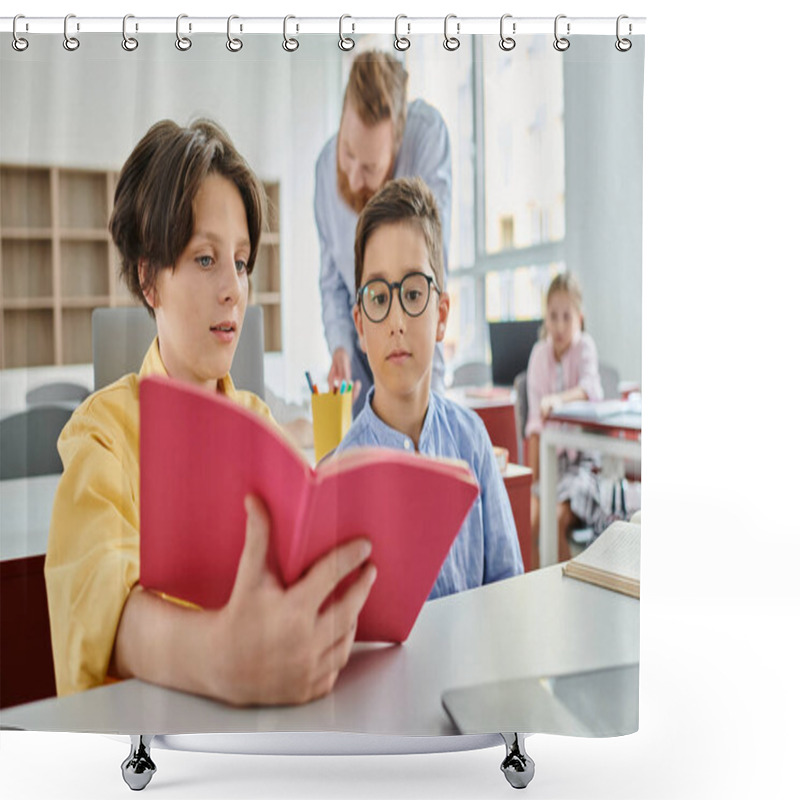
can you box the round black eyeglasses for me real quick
[357,271,441,323]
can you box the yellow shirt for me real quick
[44,339,272,697]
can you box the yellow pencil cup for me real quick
[311,391,353,462]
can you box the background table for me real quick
[1,475,60,708]
[539,408,641,566]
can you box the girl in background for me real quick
[525,272,604,563]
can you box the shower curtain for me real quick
[0,16,644,795]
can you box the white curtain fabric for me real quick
[0,29,643,742]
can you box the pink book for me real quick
[139,376,479,642]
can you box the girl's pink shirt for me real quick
[524,330,603,438]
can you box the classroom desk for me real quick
[446,386,532,563]
[0,560,639,740]
[539,409,642,567]
[446,386,519,464]
[0,474,61,708]
[502,463,534,571]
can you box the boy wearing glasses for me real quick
[336,177,523,599]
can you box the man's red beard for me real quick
[336,159,395,214]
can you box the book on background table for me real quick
[139,376,479,642]
[550,398,642,421]
[562,521,641,599]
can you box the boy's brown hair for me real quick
[343,51,408,153]
[354,177,444,291]
[109,118,264,315]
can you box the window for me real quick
[356,37,565,370]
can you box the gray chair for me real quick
[599,362,621,400]
[513,370,529,465]
[91,306,265,399]
[0,404,74,479]
[25,381,90,408]
[451,361,492,388]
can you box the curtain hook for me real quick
[394,15,410,51]
[338,14,355,51]
[226,15,243,52]
[12,14,29,52]
[553,14,570,51]
[175,14,192,51]
[499,14,515,51]
[615,14,632,51]
[122,14,139,51]
[283,15,299,52]
[63,13,80,51]
[443,14,460,52]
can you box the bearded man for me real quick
[314,50,452,416]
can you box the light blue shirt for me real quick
[314,99,452,402]
[335,388,524,600]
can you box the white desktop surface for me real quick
[445,386,517,409]
[0,474,60,561]
[0,565,639,738]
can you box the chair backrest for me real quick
[513,370,529,465]
[599,362,621,400]
[0,404,74,479]
[25,381,90,408]
[91,305,265,399]
[451,361,492,388]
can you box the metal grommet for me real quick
[122,14,139,51]
[12,14,29,52]
[175,14,192,51]
[338,14,355,51]
[63,13,80,51]
[553,14,570,51]
[499,14,515,52]
[394,15,410,51]
[615,15,632,52]
[226,15,243,52]
[443,14,460,51]
[282,15,299,52]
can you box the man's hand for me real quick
[328,347,361,400]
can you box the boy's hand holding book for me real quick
[210,494,376,706]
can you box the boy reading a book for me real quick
[45,119,376,705]
[336,177,523,598]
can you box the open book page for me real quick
[304,449,479,641]
[140,376,312,606]
[551,399,642,420]
[139,377,480,641]
[562,521,641,599]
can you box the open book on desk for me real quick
[139,376,479,643]
[562,521,641,599]
[550,399,642,421]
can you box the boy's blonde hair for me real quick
[343,51,408,153]
[544,271,585,333]
[354,177,444,291]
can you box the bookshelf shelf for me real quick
[0,165,282,367]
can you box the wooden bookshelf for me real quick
[0,165,282,368]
